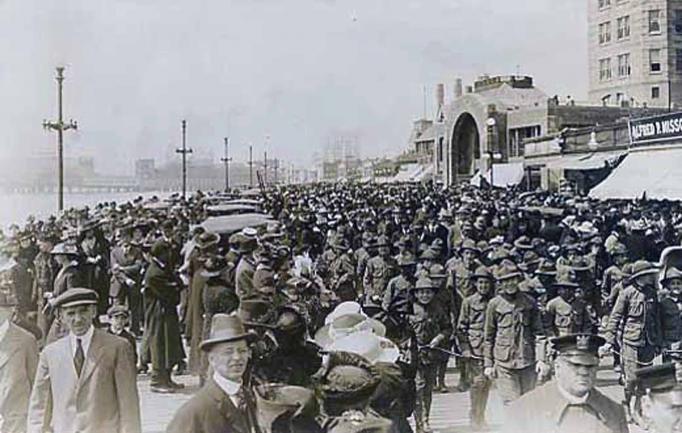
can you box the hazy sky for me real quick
[0,0,588,175]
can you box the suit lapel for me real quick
[0,324,22,370]
[206,378,249,433]
[77,329,105,389]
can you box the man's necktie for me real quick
[74,338,84,377]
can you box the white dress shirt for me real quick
[70,325,95,358]
[213,372,243,407]
[0,319,10,343]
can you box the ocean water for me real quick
[0,191,169,229]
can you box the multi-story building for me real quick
[588,0,682,108]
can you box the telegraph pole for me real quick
[249,145,254,188]
[175,120,193,200]
[43,66,78,212]
[220,137,231,191]
[263,151,268,186]
[274,158,279,184]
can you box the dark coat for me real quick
[0,323,38,433]
[166,377,256,433]
[142,260,185,371]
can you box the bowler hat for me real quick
[52,288,99,309]
[200,314,256,350]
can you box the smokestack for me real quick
[454,78,463,98]
[436,83,445,109]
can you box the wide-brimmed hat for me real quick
[317,355,381,408]
[236,300,275,329]
[494,260,523,281]
[661,267,682,285]
[460,239,480,254]
[197,232,220,250]
[200,314,256,350]
[553,266,579,288]
[409,276,440,293]
[50,242,80,257]
[513,236,533,251]
[315,313,386,349]
[629,260,661,281]
[396,253,417,268]
[428,264,447,281]
[535,259,557,276]
[254,384,317,433]
[324,302,363,325]
[326,331,400,364]
[52,288,99,309]
[419,248,439,261]
[78,219,102,234]
[473,265,494,280]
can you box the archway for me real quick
[451,113,480,178]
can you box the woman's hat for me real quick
[326,331,400,365]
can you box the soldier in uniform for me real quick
[363,236,397,306]
[382,255,417,341]
[483,261,548,406]
[602,260,668,420]
[660,267,682,363]
[457,266,494,430]
[329,238,358,303]
[506,334,628,433]
[544,267,596,338]
[407,277,452,433]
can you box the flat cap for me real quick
[53,288,99,309]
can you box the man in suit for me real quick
[167,314,259,433]
[27,288,141,433]
[0,281,39,433]
[634,363,682,433]
[505,334,628,433]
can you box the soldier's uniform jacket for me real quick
[354,247,371,281]
[605,284,664,348]
[363,256,397,300]
[330,252,357,302]
[457,292,490,358]
[483,293,546,369]
[445,259,479,302]
[601,265,625,308]
[544,296,595,338]
[316,249,338,280]
[409,301,452,365]
[382,275,413,313]
[658,295,682,344]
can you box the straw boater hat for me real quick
[200,314,256,351]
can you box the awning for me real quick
[590,147,682,200]
[484,162,525,187]
[553,151,626,170]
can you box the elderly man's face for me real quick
[61,304,97,336]
[208,339,251,382]
[641,391,682,433]
[555,356,597,398]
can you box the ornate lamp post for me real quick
[43,66,78,212]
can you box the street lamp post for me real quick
[43,66,78,212]
[249,145,254,188]
[175,120,193,200]
[220,137,232,191]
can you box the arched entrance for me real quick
[451,113,480,178]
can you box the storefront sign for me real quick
[629,112,682,144]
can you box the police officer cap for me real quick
[550,333,605,366]
[635,363,682,399]
[53,288,99,309]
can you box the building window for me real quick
[675,10,682,34]
[599,58,612,81]
[617,53,631,76]
[649,10,661,33]
[652,86,661,99]
[617,16,630,39]
[650,49,662,73]
[599,0,611,9]
[599,21,612,44]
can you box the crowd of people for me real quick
[3,181,682,433]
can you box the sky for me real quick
[0,0,588,175]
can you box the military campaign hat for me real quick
[635,363,682,402]
[460,239,480,254]
[535,259,557,276]
[629,260,661,281]
[52,288,99,309]
[513,236,533,251]
[409,276,440,293]
[553,266,580,288]
[418,248,439,261]
[472,265,494,281]
[196,232,220,250]
[661,267,682,285]
[396,254,417,267]
[494,260,523,281]
[429,264,447,281]
[550,333,605,366]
